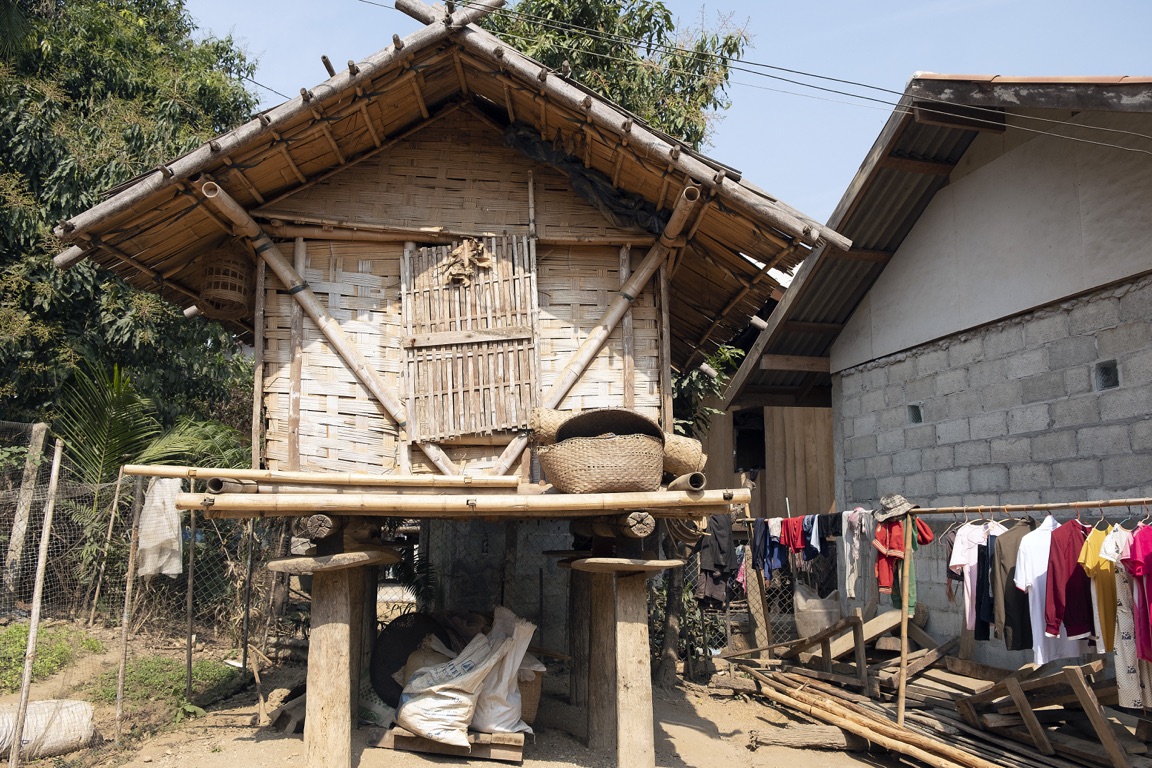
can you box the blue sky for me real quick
[183,0,1151,224]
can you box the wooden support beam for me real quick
[759,354,830,373]
[1063,665,1130,768]
[304,568,356,768]
[616,573,654,768]
[620,244,634,410]
[836,248,894,263]
[878,154,957,176]
[587,573,615,752]
[1003,676,1055,756]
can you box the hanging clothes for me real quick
[696,514,739,606]
[939,527,964,604]
[1101,525,1152,708]
[780,516,805,553]
[949,520,1006,632]
[136,477,184,578]
[992,518,1036,652]
[1014,515,1087,665]
[764,522,789,582]
[1078,523,1116,652]
[842,508,872,600]
[801,515,821,561]
[1122,525,1152,662]
[1044,519,1094,640]
[751,519,768,572]
[974,539,994,641]
[872,515,934,611]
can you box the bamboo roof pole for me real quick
[121,465,519,486]
[488,185,702,476]
[52,0,506,262]
[196,181,460,476]
[395,0,848,253]
[175,487,750,518]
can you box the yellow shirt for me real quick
[1078,525,1116,653]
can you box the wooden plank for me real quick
[616,573,655,768]
[778,616,862,659]
[568,569,590,707]
[944,655,1015,682]
[851,618,869,693]
[303,569,354,768]
[827,610,902,659]
[1063,665,1131,768]
[587,572,615,752]
[1004,676,1055,755]
[877,637,958,683]
[368,726,524,762]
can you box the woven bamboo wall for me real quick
[263,240,404,472]
[536,244,660,419]
[258,110,648,242]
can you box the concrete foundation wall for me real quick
[834,272,1152,666]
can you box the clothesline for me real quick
[899,496,1152,516]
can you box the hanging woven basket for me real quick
[200,246,253,319]
[663,434,707,476]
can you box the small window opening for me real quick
[734,408,766,472]
[907,404,924,424]
[1094,360,1120,391]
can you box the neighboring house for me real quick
[50,2,844,765]
[722,74,1152,665]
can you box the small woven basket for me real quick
[530,408,569,445]
[537,433,663,494]
[201,247,252,319]
[518,671,543,725]
[663,434,707,476]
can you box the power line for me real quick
[243,75,289,100]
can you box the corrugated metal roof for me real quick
[722,74,1152,410]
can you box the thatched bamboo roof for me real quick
[53,0,849,369]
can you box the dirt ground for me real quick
[106,665,899,768]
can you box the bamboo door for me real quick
[402,235,540,442]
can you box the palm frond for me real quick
[136,418,248,469]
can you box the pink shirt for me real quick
[1122,525,1152,661]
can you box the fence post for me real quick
[9,438,64,768]
[2,423,48,612]
[114,477,145,745]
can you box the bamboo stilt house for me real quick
[52,2,848,766]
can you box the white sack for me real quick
[793,582,841,639]
[0,700,98,759]
[472,607,536,734]
[137,477,183,578]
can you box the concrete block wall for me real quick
[833,272,1152,666]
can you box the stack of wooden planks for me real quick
[717,612,1145,768]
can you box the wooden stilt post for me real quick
[568,569,590,707]
[305,569,355,768]
[615,573,655,768]
[587,572,616,751]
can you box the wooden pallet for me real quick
[366,726,525,763]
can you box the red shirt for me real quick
[1044,520,1093,639]
[780,516,805,552]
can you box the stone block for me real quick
[1120,349,1152,386]
[936,368,968,397]
[904,472,936,497]
[906,424,936,449]
[1006,349,1048,380]
[842,418,855,439]
[1010,463,1053,490]
[971,465,1010,493]
[876,476,905,496]
[963,493,1002,508]
[1051,396,1101,429]
[970,412,1008,439]
[840,394,863,419]
[865,455,893,477]
[969,359,1007,388]
[841,372,864,396]
[1032,430,1078,461]
[936,418,970,445]
[1007,404,1051,435]
[945,390,985,420]
[1132,420,1152,452]
[852,478,877,501]
[1102,454,1152,489]
[936,468,970,495]
[887,359,916,384]
[954,441,991,466]
[991,437,1031,464]
[853,413,877,436]
[1099,321,1152,358]
[917,349,949,375]
[1021,371,1067,404]
[1048,336,1098,370]
[1100,387,1152,423]
[1024,314,1070,347]
[922,445,955,471]
[977,381,1023,411]
[1064,367,1092,396]
[1068,298,1120,336]
[877,429,905,454]
[893,449,922,475]
[984,325,1025,359]
[878,406,908,431]
[1040,487,1084,504]
[861,389,886,413]
[863,367,888,391]
[845,458,868,482]
[846,435,877,460]
[1077,424,1131,457]
[1053,459,1102,488]
[905,375,936,402]
[948,337,984,368]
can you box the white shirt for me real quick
[1014,515,1086,665]
[949,521,1006,630]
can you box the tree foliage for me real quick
[0,0,258,424]
[483,0,748,149]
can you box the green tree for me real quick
[0,0,258,425]
[483,0,748,149]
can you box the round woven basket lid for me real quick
[555,408,664,444]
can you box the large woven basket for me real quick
[537,433,663,494]
[530,408,569,445]
[518,671,543,725]
[201,247,252,319]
